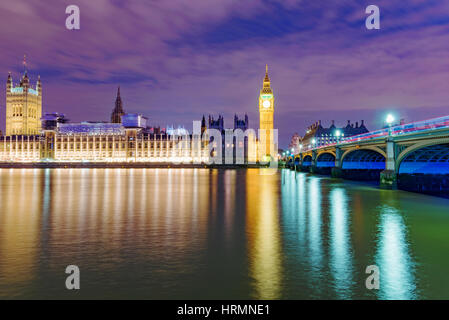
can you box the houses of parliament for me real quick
[0,63,275,164]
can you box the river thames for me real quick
[0,168,448,299]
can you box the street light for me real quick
[335,129,341,143]
[386,114,395,125]
[386,114,395,136]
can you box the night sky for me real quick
[1,0,449,146]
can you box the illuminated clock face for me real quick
[263,100,271,108]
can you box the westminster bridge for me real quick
[286,115,449,197]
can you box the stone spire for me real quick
[111,86,125,123]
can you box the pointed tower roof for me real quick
[115,86,123,110]
[264,64,270,82]
[111,86,125,123]
[261,64,272,94]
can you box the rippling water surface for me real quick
[0,168,448,299]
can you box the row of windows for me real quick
[9,129,39,135]
[55,136,195,142]
[1,142,201,149]
[56,137,127,142]
[55,151,199,156]
[10,107,39,118]
[2,144,39,150]
[11,128,39,135]
[53,142,201,149]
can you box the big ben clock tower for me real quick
[259,64,274,161]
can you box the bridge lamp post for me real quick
[335,130,341,143]
[386,114,395,136]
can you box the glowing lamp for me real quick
[386,114,395,125]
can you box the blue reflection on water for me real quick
[375,206,417,300]
[329,188,354,299]
[307,178,324,293]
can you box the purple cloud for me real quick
[1,0,449,146]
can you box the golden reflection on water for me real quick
[223,170,236,242]
[0,169,41,292]
[246,169,282,299]
[0,168,212,297]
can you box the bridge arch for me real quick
[302,155,312,166]
[397,141,449,198]
[341,148,386,170]
[340,146,386,165]
[396,138,449,173]
[316,152,336,168]
[294,156,300,166]
[397,142,449,174]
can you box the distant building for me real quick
[0,84,207,162]
[1,63,267,164]
[110,86,125,123]
[302,120,369,148]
